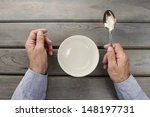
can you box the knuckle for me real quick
[120,53,126,59]
[37,35,44,39]
[120,53,124,58]
[36,45,44,51]
[115,43,123,50]
[114,43,121,47]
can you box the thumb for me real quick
[107,47,117,68]
[36,31,45,47]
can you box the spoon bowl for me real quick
[103,10,116,45]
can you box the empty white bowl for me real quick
[57,35,99,77]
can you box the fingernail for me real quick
[107,47,113,52]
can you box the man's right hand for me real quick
[102,43,129,83]
[25,28,53,75]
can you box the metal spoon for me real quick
[103,10,116,46]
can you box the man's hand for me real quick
[25,28,53,74]
[102,43,129,83]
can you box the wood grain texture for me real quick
[0,76,149,100]
[0,76,21,99]
[0,23,150,48]
[0,0,150,21]
[46,77,117,100]
[0,0,150,101]
[0,49,150,76]
[47,77,150,99]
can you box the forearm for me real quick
[114,75,149,100]
[11,69,48,100]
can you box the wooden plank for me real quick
[47,77,150,99]
[0,0,150,21]
[0,49,150,76]
[0,76,21,99]
[0,76,149,100]
[47,77,117,100]
[0,76,117,100]
[0,23,150,48]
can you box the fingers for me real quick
[103,44,116,70]
[102,54,108,69]
[36,31,45,47]
[27,28,53,56]
[25,28,48,49]
[45,37,53,56]
[104,43,125,60]
[112,43,124,56]
[27,28,48,41]
[31,28,48,34]
[104,43,124,52]
[113,43,129,67]
[107,47,117,68]
[104,44,111,49]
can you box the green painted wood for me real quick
[0,0,150,21]
[0,23,150,48]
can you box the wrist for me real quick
[112,74,130,83]
[29,67,47,75]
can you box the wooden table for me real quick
[0,0,150,99]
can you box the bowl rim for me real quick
[57,35,99,77]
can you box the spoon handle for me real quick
[109,31,112,46]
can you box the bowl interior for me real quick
[57,35,99,77]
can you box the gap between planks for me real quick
[0,19,150,23]
[0,74,150,77]
[0,47,150,50]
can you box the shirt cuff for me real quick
[114,74,149,100]
[12,69,48,100]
